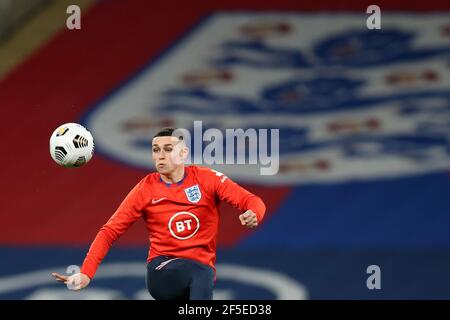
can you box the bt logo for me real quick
[168,212,200,240]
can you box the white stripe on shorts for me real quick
[155,258,181,270]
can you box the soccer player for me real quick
[52,127,266,300]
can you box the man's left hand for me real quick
[239,210,258,229]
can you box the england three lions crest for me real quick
[185,185,202,203]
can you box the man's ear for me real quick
[180,146,189,160]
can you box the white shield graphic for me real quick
[82,12,450,185]
[184,185,202,203]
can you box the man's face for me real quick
[152,136,187,174]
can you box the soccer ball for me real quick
[49,123,94,168]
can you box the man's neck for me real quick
[160,166,185,184]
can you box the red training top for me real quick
[80,165,266,279]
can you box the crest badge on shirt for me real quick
[184,185,202,203]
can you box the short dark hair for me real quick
[153,127,184,140]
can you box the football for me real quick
[49,123,94,168]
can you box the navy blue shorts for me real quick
[146,256,215,300]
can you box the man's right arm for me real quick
[80,177,148,280]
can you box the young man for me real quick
[52,127,266,300]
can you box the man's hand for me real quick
[51,272,91,291]
[239,210,258,229]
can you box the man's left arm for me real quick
[209,169,266,228]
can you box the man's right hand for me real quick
[52,272,91,291]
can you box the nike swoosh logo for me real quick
[152,197,167,204]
